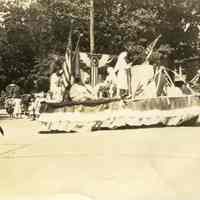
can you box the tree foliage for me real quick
[0,0,199,92]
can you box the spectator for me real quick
[13,97,22,118]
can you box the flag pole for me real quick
[90,0,97,87]
[90,0,95,54]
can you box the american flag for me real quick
[62,28,73,86]
[145,34,162,61]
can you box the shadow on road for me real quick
[39,130,74,134]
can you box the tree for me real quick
[0,0,200,93]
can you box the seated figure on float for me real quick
[84,77,98,98]
[105,67,117,98]
[95,66,117,98]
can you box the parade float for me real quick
[38,49,200,133]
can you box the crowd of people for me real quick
[4,92,47,120]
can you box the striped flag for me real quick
[62,28,73,86]
[145,34,162,61]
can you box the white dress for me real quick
[34,97,42,116]
[114,52,130,90]
[50,73,63,102]
[105,69,117,86]
[13,98,22,116]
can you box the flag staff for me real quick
[90,0,95,54]
[90,0,97,87]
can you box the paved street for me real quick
[0,116,200,200]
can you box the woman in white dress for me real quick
[114,51,130,97]
[49,70,63,102]
[28,97,38,120]
[13,98,22,118]
[105,67,117,97]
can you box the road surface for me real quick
[0,116,200,200]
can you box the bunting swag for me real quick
[79,52,114,69]
[61,50,115,87]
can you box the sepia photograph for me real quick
[0,0,200,199]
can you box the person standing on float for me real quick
[114,51,130,97]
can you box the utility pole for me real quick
[90,0,95,54]
[90,0,97,87]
